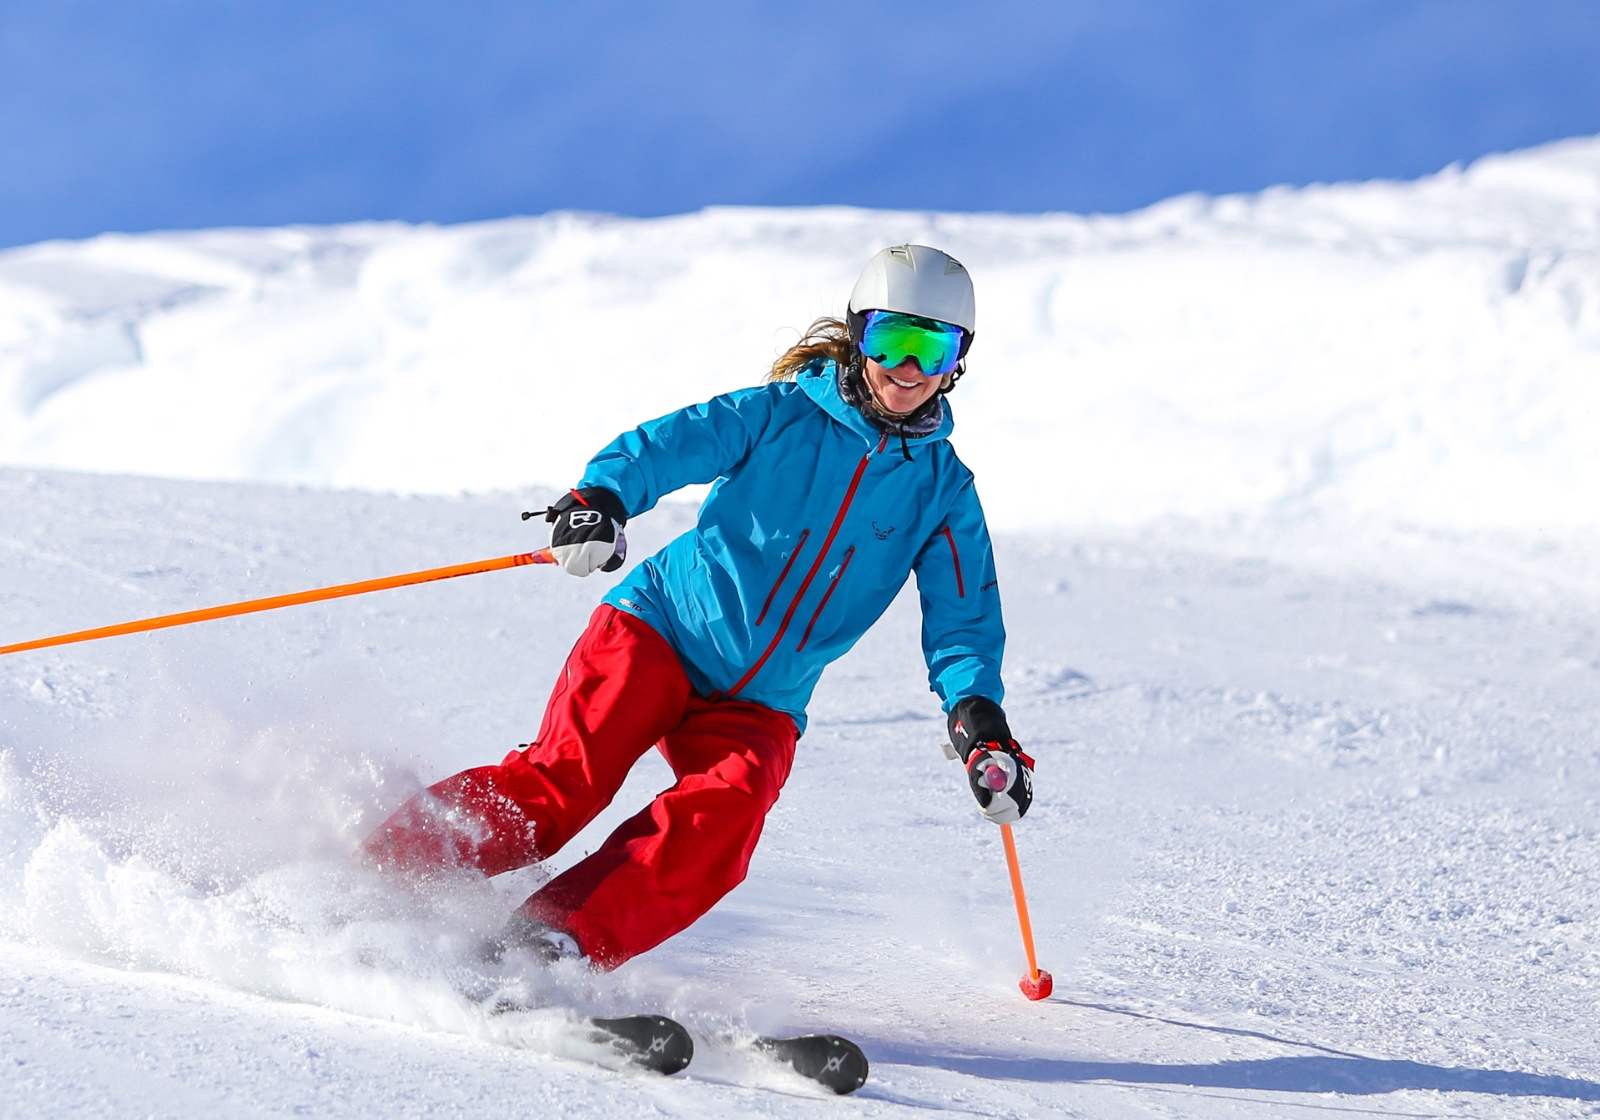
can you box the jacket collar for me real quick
[797,360,955,447]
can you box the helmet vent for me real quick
[848,243,975,333]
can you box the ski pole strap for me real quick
[0,549,556,657]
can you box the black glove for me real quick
[947,696,1034,824]
[542,487,628,576]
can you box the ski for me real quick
[754,1033,869,1094]
[483,991,860,1088]
[485,998,695,1076]
[583,1014,696,1075]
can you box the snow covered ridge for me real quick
[1,134,1597,532]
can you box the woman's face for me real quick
[863,356,942,417]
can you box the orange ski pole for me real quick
[1001,822,1053,1000]
[0,548,557,657]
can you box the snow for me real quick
[3,136,1600,1116]
[3,136,1599,534]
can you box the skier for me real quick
[361,244,1033,970]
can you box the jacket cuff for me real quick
[575,486,629,525]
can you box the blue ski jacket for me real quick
[579,360,1005,734]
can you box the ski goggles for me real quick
[857,309,968,379]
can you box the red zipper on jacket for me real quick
[717,432,886,698]
[938,525,965,598]
[796,546,855,651]
[755,529,809,627]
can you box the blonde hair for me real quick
[766,317,855,383]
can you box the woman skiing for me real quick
[362,244,1034,970]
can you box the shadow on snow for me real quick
[871,999,1600,1100]
[887,1053,1600,1099]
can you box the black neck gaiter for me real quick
[836,357,946,438]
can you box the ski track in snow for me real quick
[2,467,1599,1117]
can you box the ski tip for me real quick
[1019,969,1054,1001]
[587,1014,694,1075]
[755,1033,869,1095]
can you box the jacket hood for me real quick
[797,359,955,447]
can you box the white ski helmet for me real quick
[847,244,976,358]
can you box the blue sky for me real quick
[2,1,1598,248]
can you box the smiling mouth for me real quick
[888,375,921,389]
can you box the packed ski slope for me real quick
[2,136,1600,1116]
[4,471,1600,1117]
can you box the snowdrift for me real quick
[2,136,1598,533]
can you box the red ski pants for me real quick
[361,605,798,969]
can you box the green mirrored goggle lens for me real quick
[859,310,965,379]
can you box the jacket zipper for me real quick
[717,432,887,698]
[938,525,965,598]
[796,546,855,651]
[755,529,809,627]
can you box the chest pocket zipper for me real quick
[796,546,855,651]
[937,525,965,598]
[756,529,809,627]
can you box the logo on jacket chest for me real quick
[871,521,895,540]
